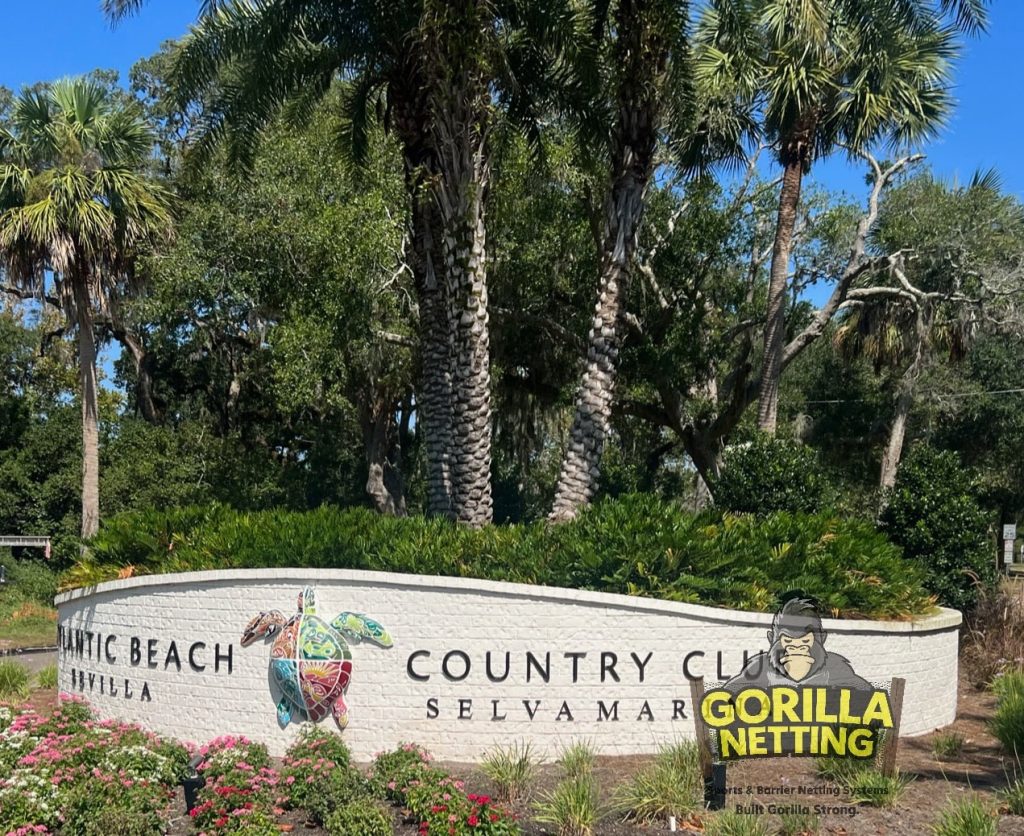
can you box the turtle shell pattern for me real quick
[270,609,352,724]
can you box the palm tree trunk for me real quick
[76,284,101,541]
[549,0,667,522]
[550,175,644,521]
[436,140,493,526]
[757,157,805,435]
[393,66,454,518]
[425,4,495,527]
[412,193,454,518]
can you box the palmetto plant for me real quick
[694,0,989,435]
[107,0,587,527]
[0,79,170,539]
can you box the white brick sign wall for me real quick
[55,569,961,760]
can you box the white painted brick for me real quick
[54,569,961,760]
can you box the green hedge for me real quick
[65,495,935,619]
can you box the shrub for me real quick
[371,742,434,800]
[534,773,601,836]
[990,671,1024,755]
[704,810,771,836]
[711,437,833,515]
[558,741,596,780]
[0,660,29,701]
[35,664,57,690]
[931,731,965,760]
[931,796,997,836]
[843,768,912,807]
[481,741,539,803]
[71,496,936,619]
[880,445,996,612]
[325,798,392,836]
[777,811,820,835]
[962,582,1024,687]
[614,741,702,824]
[998,777,1024,815]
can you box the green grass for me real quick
[843,768,912,807]
[36,664,58,690]
[558,741,596,780]
[931,796,997,835]
[997,777,1024,815]
[0,555,58,649]
[613,741,702,824]
[704,810,771,836]
[534,772,602,836]
[931,731,965,760]
[777,811,820,835]
[0,659,30,701]
[480,741,539,803]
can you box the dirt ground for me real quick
[9,671,1024,834]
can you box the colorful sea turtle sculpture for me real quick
[240,587,392,728]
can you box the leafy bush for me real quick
[931,796,997,836]
[71,495,935,619]
[325,798,392,836]
[281,729,367,825]
[843,768,912,807]
[711,437,833,515]
[880,446,996,612]
[614,741,702,824]
[962,582,1024,687]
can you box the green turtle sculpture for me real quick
[240,587,392,728]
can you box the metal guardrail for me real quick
[0,536,51,548]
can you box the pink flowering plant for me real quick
[280,726,369,824]
[0,698,187,836]
[189,736,285,835]
[372,741,435,801]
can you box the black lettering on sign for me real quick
[565,652,586,683]
[426,698,439,719]
[407,650,429,681]
[486,652,510,683]
[147,639,158,669]
[673,699,688,720]
[442,651,470,682]
[130,637,141,666]
[523,700,541,720]
[598,700,619,721]
[491,700,507,721]
[458,699,473,720]
[189,642,206,672]
[601,652,619,682]
[214,643,233,674]
[165,641,181,671]
[141,683,152,702]
[104,635,117,664]
[637,701,654,722]
[526,652,550,683]
[556,701,573,722]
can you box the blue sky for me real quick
[2,2,1020,197]
[1,1,1022,352]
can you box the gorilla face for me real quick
[769,631,826,681]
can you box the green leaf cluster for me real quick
[69,494,934,619]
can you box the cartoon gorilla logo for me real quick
[723,598,872,692]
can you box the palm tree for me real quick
[696,0,988,435]
[107,0,585,526]
[0,79,170,539]
[549,0,693,521]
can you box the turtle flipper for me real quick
[332,692,349,729]
[276,697,292,727]
[331,612,393,648]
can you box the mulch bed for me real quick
[13,670,1024,834]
